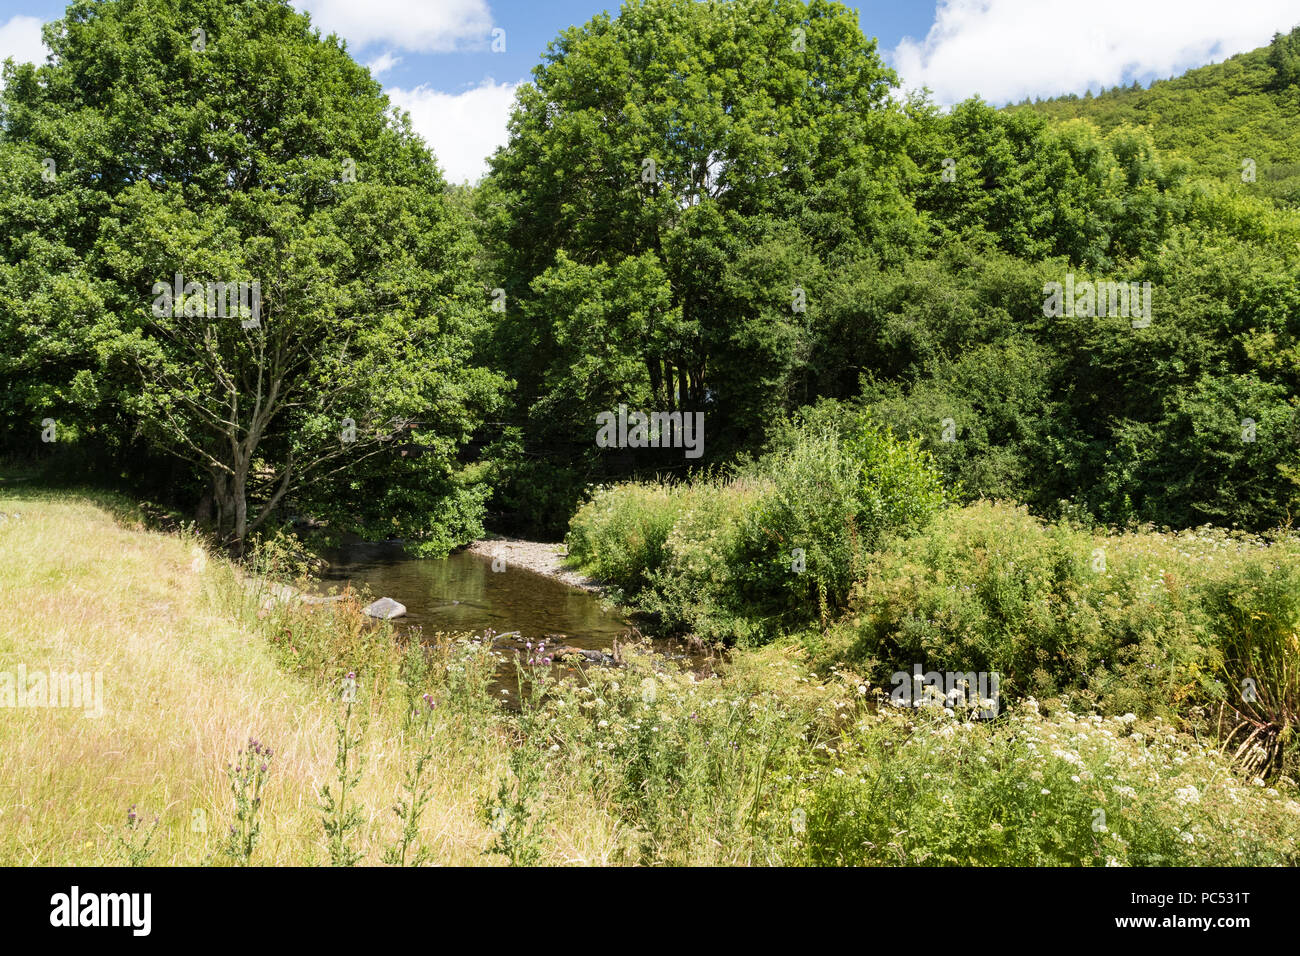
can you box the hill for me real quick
[1010,26,1300,206]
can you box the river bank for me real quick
[465,536,603,593]
[4,488,1299,866]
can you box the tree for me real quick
[1267,28,1300,90]
[0,0,504,552]
[477,0,918,525]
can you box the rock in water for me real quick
[362,597,407,620]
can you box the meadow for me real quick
[2,480,1297,866]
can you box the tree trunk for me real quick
[230,467,248,557]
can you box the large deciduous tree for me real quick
[477,0,920,524]
[0,0,503,552]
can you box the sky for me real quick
[2,0,1298,184]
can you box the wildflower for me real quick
[1173,785,1200,805]
[1040,788,1051,795]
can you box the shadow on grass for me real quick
[0,460,162,530]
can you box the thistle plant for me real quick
[482,651,550,866]
[223,738,273,865]
[320,672,365,866]
[382,692,438,866]
[113,804,160,866]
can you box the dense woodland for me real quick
[4,0,1300,868]
[1,1,1298,547]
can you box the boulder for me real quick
[362,597,407,620]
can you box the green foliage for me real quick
[1268,28,1300,90]
[724,424,947,632]
[1016,28,1300,207]
[476,0,921,520]
[563,481,687,598]
[819,502,1230,716]
[1200,557,1300,777]
[800,702,1300,866]
[568,422,947,643]
[0,0,504,550]
[515,648,1300,865]
[223,737,273,866]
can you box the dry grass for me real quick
[0,491,619,865]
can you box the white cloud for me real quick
[295,0,492,53]
[387,79,519,184]
[0,15,46,69]
[891,0,1300,105]
[366,51,401,76]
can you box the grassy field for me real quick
[0,488,627,865]
[3,487,1299,866]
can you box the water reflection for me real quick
[317,540,636,654]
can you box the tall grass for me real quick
[3,488,1298,865]
[0,490,617,865]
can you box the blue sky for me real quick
[366,1,935,92]
[3,0,1298,183]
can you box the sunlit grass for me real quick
[0,491,619,865]
[2,489,1296,866]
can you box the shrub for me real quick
[1200,548,1300,776]
[567,423,947,644]
[819,501,1230,717]
[725,425,947,637]
[565,481,689,598]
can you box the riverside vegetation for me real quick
[2,471,1299,866]
[2,0,1300,866]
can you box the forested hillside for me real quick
[1012,26,1300,207]
[3,1,1299,544]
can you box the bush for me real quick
[566,423,948,644]
[726,425,947,636]
[1200,551,1300,776]
[817,501,1235,717]
[565,481,689,598]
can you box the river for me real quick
[316,541,701,674]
